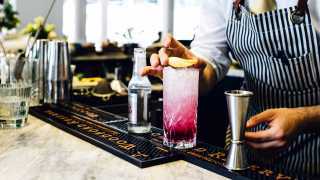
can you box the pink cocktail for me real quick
[163,67,199,149]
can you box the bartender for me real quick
[142,0,320,176]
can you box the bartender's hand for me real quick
[140,34,207,79]
[245,108,306,151]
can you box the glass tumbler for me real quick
[163,66,199,149]
[0,54,32,128]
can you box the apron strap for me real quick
[233,0,244,19]
[291,0,309,24]
[234,0,244,14]
[234,0,309,15]
[296,0,309,15]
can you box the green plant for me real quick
[0,0,20,30]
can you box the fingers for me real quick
[140,66,163,79]
[247,140,287,150]
[163,34,180,48]
[158,48,169,66]
[245,128,277,142]
[162,34,189,58]
[163,34,173,48]
[147,34,195,75]
[192,59,207,70]
[150,53,167,72]
[150,54,160,67]
[246,109,276,128]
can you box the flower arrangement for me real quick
[0,0,20,31]
[21,16,57,39]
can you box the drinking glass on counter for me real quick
[163,67,199,149]
[0,54,32,128]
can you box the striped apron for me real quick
[225,0,320,176]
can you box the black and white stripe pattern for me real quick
[225,2,320,176]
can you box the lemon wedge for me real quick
[168,57,197,68]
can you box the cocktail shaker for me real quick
[28,39,49,106]
[45,40,72,104]
[224,90,253,171]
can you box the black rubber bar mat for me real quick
[57,102,127,124]
[30,103,308,179]
[180,144,303,180]
[30,104,179,168]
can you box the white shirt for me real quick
[190,0,320,82]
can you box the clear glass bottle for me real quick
[128,48,152,133]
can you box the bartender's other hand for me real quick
[245,108,305,151]
[140,34,206,79]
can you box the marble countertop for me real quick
[0,116,228,180]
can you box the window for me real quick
[173,0,200,40]
[62,0,74,41]
[63,0,200,45]
[86,0,102,44]
[106,0,162,46]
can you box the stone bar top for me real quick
[0,116,228,180]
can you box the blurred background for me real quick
[4,0,200,47]
[0,0,244,148]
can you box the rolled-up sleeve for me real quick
[191,0,232,82]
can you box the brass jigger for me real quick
[224,90,253,171]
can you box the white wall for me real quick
[11,0,63,35]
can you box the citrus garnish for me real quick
[168,57,197,68]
